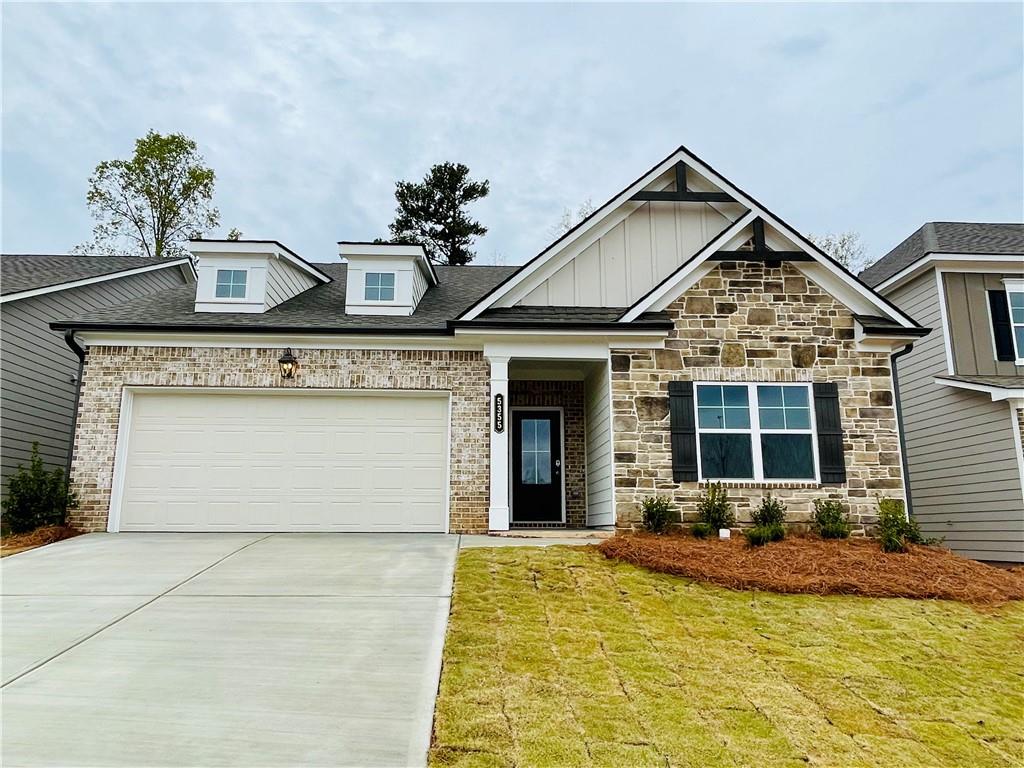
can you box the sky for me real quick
[3,2,1022,266]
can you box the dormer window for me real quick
[215,269,248,299]
[364,272,396,302]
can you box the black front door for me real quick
[511,410,563,523]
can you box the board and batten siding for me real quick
[943,272,1024,377]
[584,362,613,526]
[889,270,1024,562]
[1,265,190,496]
[264,257,318,310]
[517,202,735,308]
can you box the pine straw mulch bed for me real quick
[0,525,81,557]
[598,533,1024,606]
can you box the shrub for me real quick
[812,498,850,539]
[696,483,735,531]
[876,497,928,552]
[1,443,78,534]
[640,495,674,534]
[745,523,786,547]
[691,522,713,539]
[752,495,787,528]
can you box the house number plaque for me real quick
[494,393,505,433]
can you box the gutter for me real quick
[890,342,916,519]
[63,330,86,485]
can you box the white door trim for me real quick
[107,386,453,533]
[508,405,567,525]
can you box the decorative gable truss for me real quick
[459,146,927,351]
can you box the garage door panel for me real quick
[119,392,448,532]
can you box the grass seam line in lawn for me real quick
[0,533,274,689]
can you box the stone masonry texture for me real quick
[510,380,586,527]
[610,262,906,533]
[68,347,491,533]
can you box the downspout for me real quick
[890,342,915,519]
[63,330,86,484]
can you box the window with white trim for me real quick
[214,269,247,299]
[364,272,396,301]
[696,383,818,481]
[1008,288,1024,362]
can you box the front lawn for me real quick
[431,546,1023,768]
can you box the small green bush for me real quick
[640,495,674,534]
[691,522,713,539]
[696,482,735,531]
[751,495,787,528]
[745,523,786,547]
[1,443,78,534]
[876,497,928,552]
[812,498,850,540]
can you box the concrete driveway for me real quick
[1,533,458,767]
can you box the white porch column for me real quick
[487,354,510,530]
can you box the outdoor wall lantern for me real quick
[278,348,298,379]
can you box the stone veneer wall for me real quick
[611,262,905,532]
[509,380,586,527]
[68,346,490,533]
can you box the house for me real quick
[861,222,1024,563]
[50,146,927,535]
[1,255,195,497]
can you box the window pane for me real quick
[379,284,395,301]
[782,387,808,407]
[698,407,725,429]
[366,273,380,288]
[757,386,783,407]
[1012,308,1024,324]
[521,453,536,484]
[697,386,722,407]
[722,386,749,407]
[535,419,550,447]
[700,434,753,478]
[724,407,750,429]
[1015,327,1024,356]
[785,408,811,430]
[759,407,786,429]
[365,285,379,300]
[522,420,536,451]
[536,451,551,484]
[379,273,395,288]
[1009,292,1024,308]
[761,434,815,479]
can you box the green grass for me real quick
[430,546,1024,768]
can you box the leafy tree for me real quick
[807,231,873,274]
[385,163,489,265]
[548,198,596,240]
[77,130,220,259]
[1,444,78,534]
[226,227,243,241]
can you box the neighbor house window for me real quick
[696,383,817,481]
[364,272,395,301]
[214,269,247,299]
[1009,287,1024,362]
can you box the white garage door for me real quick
[117,391,449,532]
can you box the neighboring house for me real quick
[861,222,1024,563]
[51,146,927,536]
[1,255,195,497]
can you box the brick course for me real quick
[611,262,906,532]
[68,346,491,533]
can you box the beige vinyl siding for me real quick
[943,272,1024,376]
[889,270,1024,562]
[264,257,318,310]
[517,202,735,308]
[584,362,613,526]
[1,265,189,495]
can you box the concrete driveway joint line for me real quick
[1,534,273,689]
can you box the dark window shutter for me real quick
[813,382,846,485]
[668,381,698,482]
[988,290,1016,362]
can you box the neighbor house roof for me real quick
[1,254,193,300]
[860,223,1024,288]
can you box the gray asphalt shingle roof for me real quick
[860,222,1024,288]
[51,263,521,333]
[1,254,188,296]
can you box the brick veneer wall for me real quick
[610,262,906,532]
[509,380,586,527]
[68,346,491,533]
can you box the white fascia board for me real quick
[934,376,1024,402]
[338,243,437,285]
[619,211,757,320]
[0,259,194,305]
[75,331,480,351]
[466,330,668,354]
[190,241,331,284]
[873,254,1024,294]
